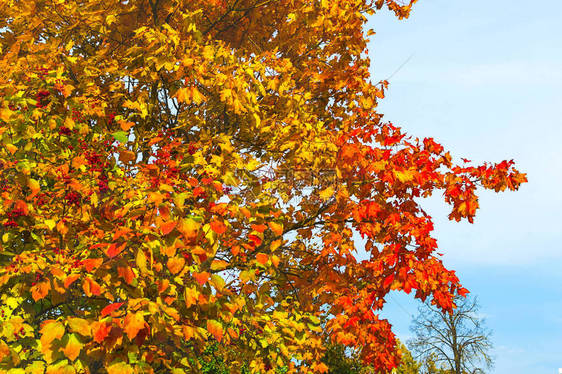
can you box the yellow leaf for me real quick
[64,116,75,130]
[44,219,56,231]
[136,249,148,274]
[319,186,334,201]
[395,170,414,183]
[210,274,225,292]
[106,14,117,25]
[61,333,82,361]
[66,317,91,337]
[107,362,134,374]
[28,178,40,195]
[210,259,228,271]
[184,286,199,308]
[270,239,282,251]
[177,218,200,240]
[191,86,205,104]
[202,45,214,60]
[40,320,65,347]
[0,108,13,121]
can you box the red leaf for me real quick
[161,221,177,235]
[106,242,126,258]
[101,302,124,317]
[92,321,111,343]
[383,274,394,289]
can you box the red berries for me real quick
[3,207,25,227]
[35,90,50,108]
[65,191,82,206]
[58,126,72,136]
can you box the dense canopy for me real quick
[0,0,525,373]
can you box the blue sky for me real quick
[365,1,562,373]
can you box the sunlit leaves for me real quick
[123,312,145,341]
[61,333,83,361]
[40,320,64,349]
[0,0,526,372]
[206,320,224,343]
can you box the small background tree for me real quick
[408,296,493,374]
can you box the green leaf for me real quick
[112,131,128,143]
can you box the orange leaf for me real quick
[5,144,17,154]
[32,281,51,301]
[210,219,226,234]
[118,265,135,285]
[28,178,40,197]
[119,150,136,164]
[56,220,68,236]
[268,221,284,236]
[0,341,9,361]
[316,362,329,373]
[183,325,195,340]
[256,253,269,265]
[167,256,185,275]
[124,312,145,340]
[118,120,135,131]
[251,223,267,233]
[193,271,210,286]
[161,220,177,235]
[210,259,228,271]
[82,257,103,272]
[92,321,111,343]
[207,319,223,342]
[64,274,80,288]
[106,242,126,258]
[101,302,124,317]
[82,277,101,297]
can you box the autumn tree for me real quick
[0,0,525,373]
[393,341,421,374]
[408,296,494,374]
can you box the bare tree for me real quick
[407,295,493,374]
